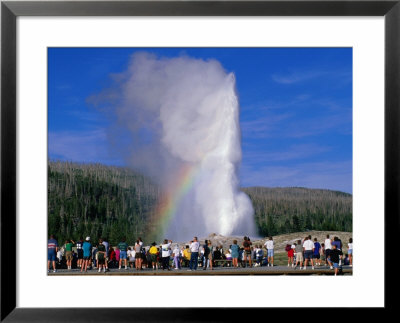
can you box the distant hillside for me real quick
[243,187,352,237]
[48,161,352,245]
[48,161,160,245]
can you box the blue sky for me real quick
[48,48,352,193]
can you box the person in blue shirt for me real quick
[81,236,92,273]
[332,237,342,250]
[313,238,322,266]
[47,234,58,273]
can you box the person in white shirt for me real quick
[302,236,315,270]
[324,234,333,269]
[188,237,200,271]
[161,239,172,271]
[264,237,274,267]
[173,245,180,269]
[127,248,135,268]
[348,238,353,267]
[56,248,63,269]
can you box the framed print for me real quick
[1,0,398,321]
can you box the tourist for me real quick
[348,238,353,267]
[302,236,315,270]
[118,237,129,270]
[81,236,92,273]
[320,243,326,264]
[286,244,294,267]
[64,239,74,270]
[255,245,264,267]
[76,237,84,269]
[115,246,120,266]
[149,242,158,270]
[251,246,257,263]
[242,236,252,268]
[225,249,232,262]
[183,245,191,268]
[47,234,58,273]
[239,248,245,267]
[294,240,304,269]
[231,240,239,268]
[338,237,343,250]
[92,244,98,268]
[138,237,144,248]
[127,247,135,268]
[145,247,152,269]
[56,247,63,267]
[188,237,200,271]
[264,237,274,267]
[202,240,209,269]
[173,244,180,270]
[109,247,116,268]
[161,239,172,271]
[180,247,184,267]
[134,240,142,270]
[332,236,341,250]
[206,240,213,270]
[343,254,350,266]
[329,244,343,276]
[213,246,222,266]
[291,243,296,264]
[313,238,322,266]
[102,237,110,272]
[324,235,333,269]
[97,238,106,273]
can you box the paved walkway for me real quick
[49,265,352,276]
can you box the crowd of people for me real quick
[285,234,353,276]
[47,234,352,276]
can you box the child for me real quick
[56,248,63,267]
[286,244,294,267]
[127,247,135,268]
[329,244,343,276]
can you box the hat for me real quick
[86,236,90,241]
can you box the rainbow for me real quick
[151,164,199,239]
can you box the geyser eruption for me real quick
[92,52,255,241]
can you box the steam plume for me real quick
[91,52,255,241]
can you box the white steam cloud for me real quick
[91,52,255,241]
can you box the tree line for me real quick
[48,161,160,246]
[242,187,352,237]
[48,161,352,245]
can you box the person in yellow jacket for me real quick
[183,245,191,268]
[149,242,158,270]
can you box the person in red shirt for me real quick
[286,244,294,267]
[109,247,116,268]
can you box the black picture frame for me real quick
[1,0,397,321]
